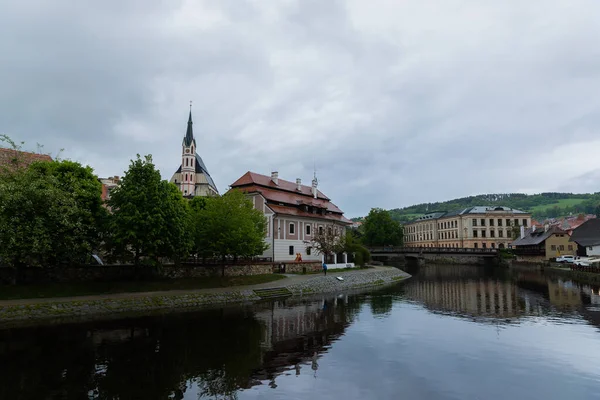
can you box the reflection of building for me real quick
[404,206,531,250]
[511,226,573,262]
[404,279,523,318]
[230,171,352,264]
[547,280,582,308]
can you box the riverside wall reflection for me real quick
[0,293,371,399]
[400,263,600,328]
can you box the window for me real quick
[490,230,495,238]
[328,227,332,235]
[506,219,511,226]
[472,219,477,227]
[523,219,528,227]
[482,243,487,249]
[481,230,487,238]
[498,219,503,226]
[481,219,486,226]
[289,223,295,235]
[551,245,556,251]
[473,230,478,238]
[568,245,573,251]
[474,243,478,248]
[499,230,503,238]
[491,243,495,248]
[490,219,494,226]
[185,158,188,167]
[559,245,565,251]
[306,247,311,255]
[589,246,594,251]
[306,225,311,235]
[289,245,294,255]
[514,219,519,226]
[319,226,324,235]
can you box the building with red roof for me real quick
[230,171,352,265]
[0,147,52,172]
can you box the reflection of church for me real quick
[169,107,219,197]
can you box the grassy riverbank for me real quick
[0,274,286,301]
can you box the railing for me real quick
[369,247,498,254]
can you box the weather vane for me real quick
[189,100,192,111]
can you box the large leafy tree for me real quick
[362,208,404,247]
[107,155,190,265]
[0,160,103,270]
[310,224,344,263]
[192,190,268,272]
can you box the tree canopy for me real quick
[362,208,403,247]
[107,155,190,265]
[0,159,104,268]
[192,190,268,266]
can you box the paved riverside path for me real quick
[0,266,401,307]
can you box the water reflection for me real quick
[1,265,600,399]
[0,294,364,399]
[400,263,600,330]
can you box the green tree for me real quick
[107,155,190,265]
[340,231,371,266]
[0,164,98,271]
[192,190,268,274]
[362,208,404,247]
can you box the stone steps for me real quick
[253,287,292,299]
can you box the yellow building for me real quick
[510,226,573,262]
[404,206,531,249]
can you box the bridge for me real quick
[369,247,498,257]
[369,246,499,266]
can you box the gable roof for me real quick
[511,226,566,246]
[231,171,329,200]
[569,219,600,247]
[0,148,52,170]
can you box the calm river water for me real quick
[2,264,600,399]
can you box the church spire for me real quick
[184,101,194,147]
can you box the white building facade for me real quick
[230,171,353,269]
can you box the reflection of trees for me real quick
[369,294,393,316]
[0,292,374,399]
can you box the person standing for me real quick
[322,262,327,276]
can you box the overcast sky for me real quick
[2,1,600,217]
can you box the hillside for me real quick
[381,193,600,223]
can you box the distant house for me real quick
[0,148,52,172]
[230,171,352,266]
[569,219,600,256]
[510,225,573,262]
[99,176,121,202]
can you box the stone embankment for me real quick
[0,267,410,324]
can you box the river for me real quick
[1,264,600,399]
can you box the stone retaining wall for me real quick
[0,267,411,324]
[0,262,323,285]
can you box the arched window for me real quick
[185,173,188,181]
[186,159,188,167]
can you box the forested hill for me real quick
[377,192,600,223]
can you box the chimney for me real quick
[532,225,536,233]
[311,176,318,199]
[296,178,302,191]
[544,224,549,232]
[520,225,525,239]
[271,171,278,185]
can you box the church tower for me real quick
[181,108,196,196]
[170,104,219,197]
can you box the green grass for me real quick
[529,198,587,212]
[0,274,286,301]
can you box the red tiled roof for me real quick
[0,148,52,170]
[267,204,352,224]
[231,171,330,200]
[235,185,344,214]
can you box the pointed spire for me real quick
[184,101,194,147]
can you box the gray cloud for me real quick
[2,0,600,217]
